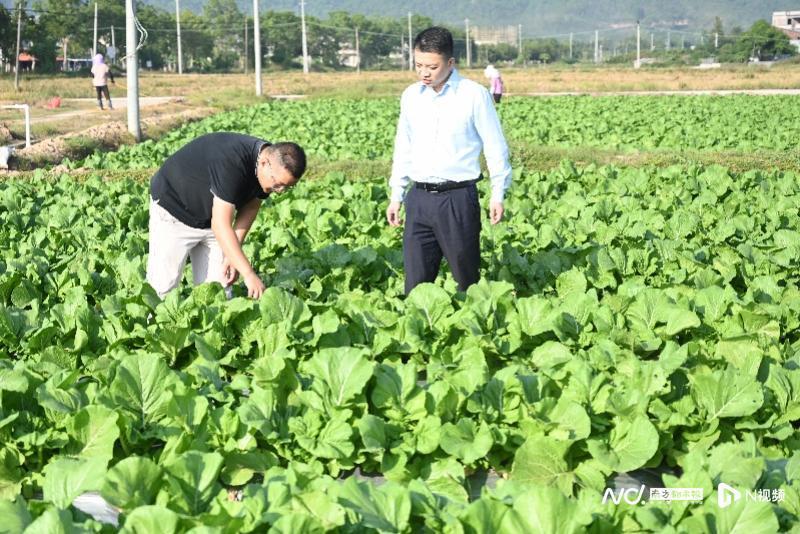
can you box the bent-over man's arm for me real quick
[232,197,262,244]
[211,196,265,298]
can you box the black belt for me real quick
[414,177,481,193]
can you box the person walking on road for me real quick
[386,27,512,295]
[91,53,115,110]
[147,132,307,299]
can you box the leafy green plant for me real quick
[4,113,800,531]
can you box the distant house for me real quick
[472,25,519,47]
[772,11,800,49]
[56,57,92,72]
[17,51,36,71]
[649,19,689,29]
[339,46,358,68]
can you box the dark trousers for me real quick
[493,93,502,104]
[403,183,481,295]
[95,86,111,104]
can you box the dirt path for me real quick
[27,96,177,124]
[12,104,214,169]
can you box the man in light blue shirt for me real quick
[386,26,512,295]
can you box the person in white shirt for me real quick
[91,53,115,110]
[386,27,512,295]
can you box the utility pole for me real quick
[407,12,413,71]
[518,24,522,57]
[62,38,68,73]
[125,0,141,141]
[300,0,309,74]
[400,35,405,70]
[465,18,471,67]
[175,0,183,74]
[253,0,261,95]
[594,30,599,64]
[650,32,654,51]
[635,20,641,68]
[93,2,98,57]
[14,4,21,91]
[715,32,719,49]
[111,25,116,64]
[244,16,248,74]
[599,43,603,62]
[355,27,360,74]
[667,30,671,50]
[569,32,573,60]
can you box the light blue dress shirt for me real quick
[389,69,512,204]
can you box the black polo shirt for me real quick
[150,132,270,229]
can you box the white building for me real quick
[472,25,519,47]
[772,11,800,50]
[338,46,358,68]
[773,10,800,30]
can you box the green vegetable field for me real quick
[3,96,800,532]
[74,95,800,172]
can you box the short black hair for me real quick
[267,142,307,180]
[413,27,454,59]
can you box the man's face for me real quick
[257,151,296,195]
[414,50,454,91]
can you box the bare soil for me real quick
[7,103,213,170]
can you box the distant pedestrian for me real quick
[483,64,504,103]
[386,27,512,295]
[91,53,114,110]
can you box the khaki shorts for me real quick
[146,198,228,298]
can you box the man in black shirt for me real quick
[147,132,306,299]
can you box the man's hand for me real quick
[490,201,504,225]
[221,257,239,286]
[386,201,403,227]
[243,271,265,299]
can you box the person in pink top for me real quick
[484,64,504,104]
[91,53,115,110]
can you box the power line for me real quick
[305,20,401,39]
[304,20,473,43]
[12,7,70,15]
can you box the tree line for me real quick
[1,0,444,72]
[0,1,795,73]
